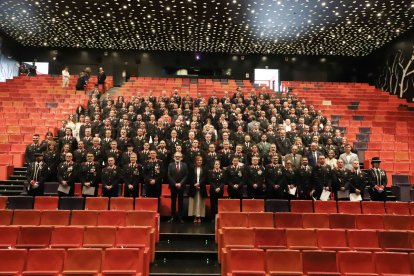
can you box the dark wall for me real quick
[364,29,414,102]
[11,46,365,86]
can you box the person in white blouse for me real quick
[62,67,70,88]
[325,150,338,169]
[188,156,208,223]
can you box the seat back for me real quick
[83,226,117,247]
[254,228,287,249]
[275,213,303,228]
[302,250,338,274]
[383,215,411,230]
[266,250,302,274]
[12,210,41,225]
[314,201,337,213]
[228,249,265,273]
[17,226,53,248]
[0,249,27,273]
[247,212,274,228]
[134,197,158,212]
[0,210,12,225]
[219,212,248,229]
[329,214,356,229]
[385,201,410,215]
[115,227,150,247]
[34,196,59,210]
[0,226,19,248]
[361,201,385,214]
[110,197,134,210]
[337,201,362,214]
[218,199,240,212]
[25,249,65,272]
[290,200,313,213]
[286,229,318,249]
[265,199,290,212]
[40,210,70,226]
[316,229,348,250]
[125,211,156,228]
[378,230,412,250]
[58,197,84,210]
[302,213,330,229]
[50,226,84,248]
[338,251,375,274]
[7,196,34,209]
[102,248,144,273]
[222,228,254,248]
[0,196,7,209]
[97,211,126,226]
[85,197,109,210]
[63,248,102,272]
[71,210,99,226]
[347,230,381,251]
[355,214,384,230]
[242,199,264,212]
[374,252,413,274]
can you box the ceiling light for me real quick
[166,6,170,11]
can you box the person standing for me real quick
[226,156,245,199]
[79,152,101,197]
[98,67,107,93]
[25,134,43,164]
[143,150,164,198]
[62,66,70,88]
[26,153,49,196]
[188,156,207,223]
[367,157,388,201]
[122,153,142,198]
[167,152,189,223]
[209,160,225,218]
[57,153,78,197]
[101,157,121,197]
[311,155,332,200]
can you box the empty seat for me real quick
[302,213,330,229]
[71,210,99,226]
[329,214,356,229]
[12,210,41,225]
[242,199,264,212]
[266,249,302,275]
[383,215,411,230]
[34,196,59,210]
[115,226,153,264]
[0,249,27,274]
[58,197,84,210]
[97,210,126,226]
[0,210,13,225]
[17,226,52,248]
[247,212,274,228]
[378,230,413,251]
[50,226,84,248]
[221,227,255,260]
[385,201,410,215]
[134,197,158,212]
[23,249,65,275]
[286,229,318,250]
[316,229,349,251]
[314,201,337,213]
[102,248,144,276]
[302,250,340,275]
[125,211,158,242]
[62,248,102,275]
[361,201,385,214]
[0,196,8,209]
[85,197,109,210]
[218,199,241,212]
[0,226,20,248]
[7,196,34,209]
[40,210,70,226]
[275,213,303,228]
[337,201,362,214]
[347,230,381,251]
[225,249,265,276]
[337,251,376,276]
[110,197,134,210]
[355,214,384,230]
[254,228,287,249]
[374,252,414,275]
[265,199,290,212]
[83,226,117,248]
[218,212,249,229]
[290,200,313,213]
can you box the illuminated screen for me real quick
[254,69,280,91]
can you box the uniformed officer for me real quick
[25,134,43,164]
[73,141,87,164]
[332,159,351,200]
[101,156,121,197]
[295,157,313,200]
[143,150,164,198]
[122,153,142,197]
[79,152,101,197]
[246,156,266,198]
[349,160,368,201]
[26,152,49,196]
[57,152,78,197]
[311,155,332,200]
[225,156,245,199]
[367,157,388,201]
[265,155,285,199]
[209,160,225,217]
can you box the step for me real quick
[150,257,220,276]
[155,238,217,258]
[9,175,26,181]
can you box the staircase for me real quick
[150,220,220,276]
[0,167,26,196]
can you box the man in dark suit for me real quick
[26,153,49,196]
[98,67,107,93]
[275,129,291,156]
[167,152,189,223]
[306,142,324,167]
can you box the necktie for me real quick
[176,162,180,173]
[314,152,317,162]
[34,163,39,181]
[293,155,296,163]
[376,169,381,185]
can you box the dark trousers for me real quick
[210,193,221,217]
[171,188,184,218]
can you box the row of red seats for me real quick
[223,249,414,276]
[219,227,414,260]
[218,199,414,215]
[0,248,146,276]
[217,212,414,231]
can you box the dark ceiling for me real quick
[0,0,413,56]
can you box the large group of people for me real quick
[24,85,388,223]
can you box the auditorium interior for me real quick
[1,0,414,275]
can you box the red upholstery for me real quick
[378,230,413,251]
[286,229,318,250]
[0,210,12,225]
[302,250,340,275]
[50,226,84,248]
[329,214,356,229]
[347,230,381,251]
[16,226,52,248]
[85,197,109,211]
[0,226,19,248]
[355,214,384,230]
[102,248,144,276]
[254,228,287,249]
[385,202,410,215]
[225,249,265,276]
[40,210,70,226]
[275,213,303,228]
[361,201,385,214]
[110,197,134,210]
[337,251,376,275]
[12,210,41,225]
[242,199,264,212]
[302,213,330,229]
[83,226,117,248]
[218,199,240,212]
[23,249,65,275]
[314,201,337,214]
[316,229,349,251]
[71,210,99,226]
[247,212,274,228]
[134,198,158,212]
[266,249,303,275]
[337,201,362,214]
[290,200,314,213]
[62,248,102,275]
[34,196,59,210]
[383,215,412,230]
[97,211,126,226]
[0,249,27,274]
[374,252,414,275]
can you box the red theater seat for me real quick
[0,249,27,275]
[0,226,20,248]
[225,249,265,276]
[254,228,287,249]
[16,226,52,248]
[286,229,318,250]
[219,212,249,229]
[337,251,376,276]
[71,210,99,226]
[83,226,117,248]
[97,211,126,226]
[302,250,340,275]
[242,199,264,212]
[50,226,84,248]
[316,229,349,251]
[361,201,385,214]
[62,248,102,275]
[314,201,337,213]
[218,199,240,212]
[0,210,13,225]
[290,200,313,213]
[383,215,412,230]
[347,230,381,252]
[385,201,410,215]
[329,214,356,229]
[355,214,384,230]
[337,201,361,214]
[378,230,413,251]
[374,252,414,275]
[12,210,41,225]
[134,198,158,212]
[0,196,7,209]
[110,197,134,210]
[23,249,65,275]
[85,197,109,210]
[275,213,303,228]
[302,213,330,229]
[265,249,302,275]
[34,196,59,210]
[248,212,274,228]
[102,248,144,276]
[40,210,70,226]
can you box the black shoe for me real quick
[167,217,175,223]
[178,218,184,224]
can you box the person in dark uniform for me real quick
[209,160,225,218]
[122,153,142,198]
[25,134,43,164]
[167,152,189,223]
[367,157,388,201]
[225,156,245,199]
[265,155,285,199]
[105,141,121,166]
[59,128,78,152]
[205,144,220,170]
[73,141,87,164]
[311,155,332,200]
[349,160,368,201]
[101,156,121,197]
[121,144,136,167]
[75,71,88,92]
[90,137,103,165]
[143,150,164,198]
[295,157,313,200]
[188,156,208,223]
[98,67,107,93]
[79,152,101,197]
[43,141,59,182]
[283,160,297,199]
[26,153,49,196]
[57,152,78,197]
[246,156,266,198]
[331,159,351,200]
